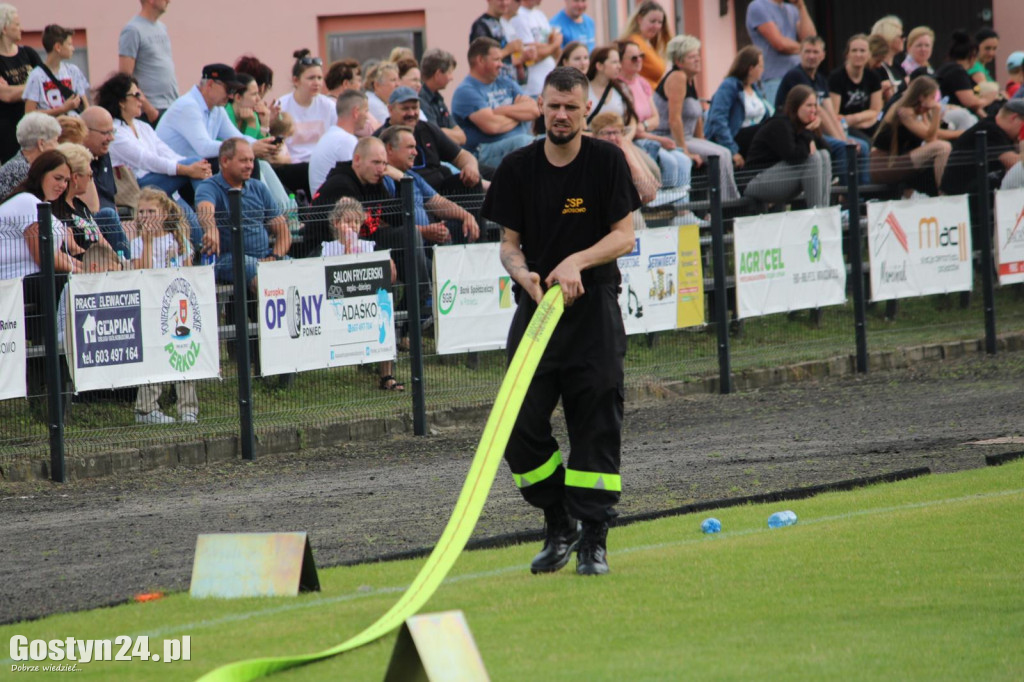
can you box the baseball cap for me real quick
[388,86,420,105]
[1007,51,1024,71]
[201,63,242,90]
[1003,99,1024,117]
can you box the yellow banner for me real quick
[197,286,565,681]
[676,224,705,327]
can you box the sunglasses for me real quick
[299,56,323,66]
[630,55,644,63]
[125,92,143,99]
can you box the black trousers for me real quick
[504,284,625,522]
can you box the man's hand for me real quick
[419,222,451,244]
[545,255,584,306]
[252,138,280,159]
[459,163,480,187]
[733,153,745,169]
[520,271,543,304]
[461,215,480,242]
[201,229,220,256]
[183,159,212,179]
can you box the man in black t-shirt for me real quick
[940,99,1024,197]
[482,66,640,576]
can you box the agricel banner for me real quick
[66,268,220,391]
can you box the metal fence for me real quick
[2,135,1022,481]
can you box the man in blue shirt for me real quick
[452,38,539,169]
[157,64,277,162]
[745,0,816,105]
[549,0,595,52]
[195,138,289,289]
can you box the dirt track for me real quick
[1,350,1022,625]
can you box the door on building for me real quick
[734,0,994,74]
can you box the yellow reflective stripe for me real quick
[512,450,562,488]
[564,469,622,492]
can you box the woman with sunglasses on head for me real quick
[97,72,210,199]
[277,49,335,164]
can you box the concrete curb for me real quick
[3,332,1022,483]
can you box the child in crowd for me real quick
[131,187,199,424]
[267,111,294,165]
[1007,52,1023,99]
[23,25,90,116]
[322,197,376,256]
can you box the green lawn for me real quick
[4,461,1022,681]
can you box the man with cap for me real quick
[156,63,279,162]
[940,98,1024,196]
[374,85,484,210]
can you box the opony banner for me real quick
[733,206,845,319]
[257,254,396,375]
[995,188,1024,285]
[867,195,973,301]
[432,243,516,355]
[66,268,220,391]
[618,227,681,334]
[0,278,26,400]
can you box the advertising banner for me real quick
[432,243,516,355]
[257,254,396,375]
[0,278,26,400]
[733,207,846,319]
[67,267,220,391]
[867,195,973,301]
[995,188,1024,285]
[618,227,680,334]
[676,224,705,328]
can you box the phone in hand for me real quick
[272,135,284,144]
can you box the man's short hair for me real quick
[421,48,456,79]
[801,35,826,48]
[468,37,500,64]
[219,137,251,161]
[336,89,367,117]
[380,125,415,149]
[325,58,360,91]
[354,136,385,158]
[543,66,589,96]
[16,112,61,150]
[42,24,74,53]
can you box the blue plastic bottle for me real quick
[767,510,797,528]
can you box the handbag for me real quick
[113,166,141,216]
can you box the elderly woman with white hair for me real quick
[0,111,59,198]
[652,34,739,200]
[0,3,44,163]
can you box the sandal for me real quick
[379,375,405,391]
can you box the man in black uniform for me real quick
[481,67,640,576]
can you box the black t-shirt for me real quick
[0,47,44,163]
[373,119,461,190]
[935,62,975,107]
[305,161,400,257]
[481,136,641,288]
[745,116,818,172]
[53,197,103,252]
[776,66,829,111]
[828,67,882,116]
[940,118,1015,195]
[872,115,922,157]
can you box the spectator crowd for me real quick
[1,0,1023,419]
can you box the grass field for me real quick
[4,461,1022,681]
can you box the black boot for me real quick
[530,503,580,574]
[576,520,610,576]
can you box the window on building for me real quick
[319,12,425,66]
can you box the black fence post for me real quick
[229,189,255,460]
[400,177,427,435]
[845,143,868,373]
[708,155,731,394]
[37,202,65,482]
[974,130,997,355]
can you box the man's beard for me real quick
[546,126,579,146]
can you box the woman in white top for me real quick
[586,46,629,123]
[277,49,336,164]
[96,72,210,197]
[0,149,79,280]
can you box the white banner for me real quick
[0,278,26,400]
[733,207,846,319]
[67,267,220,391]
[867,195,973,301]
[618,227,680,334]
[995,188,1024,285]
[257,254,396,375]
[432,243,516,355]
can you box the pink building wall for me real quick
[992,0,1023,83]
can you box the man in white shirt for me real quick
[307,90,368,195]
